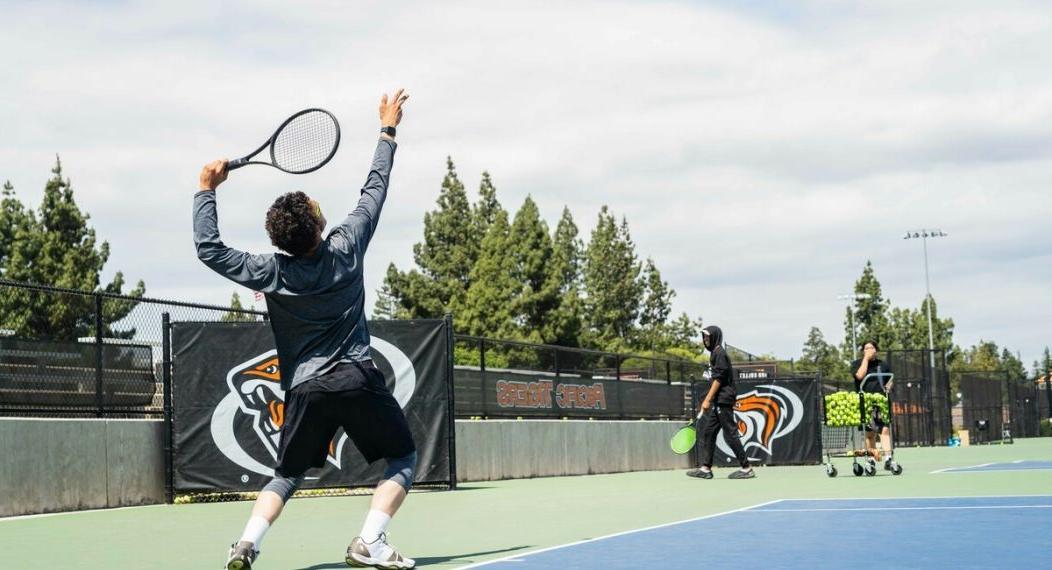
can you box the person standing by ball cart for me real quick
[851,340,899,473]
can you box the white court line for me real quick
[457,499,785,569]
[775,494,1051,502]
[0,503,169,522]
[745,505,1052,513]
[930,462,995,474]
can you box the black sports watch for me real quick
[381,126,396,137]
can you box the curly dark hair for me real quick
[265,191,321,256]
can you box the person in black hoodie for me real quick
[687,326,755,480]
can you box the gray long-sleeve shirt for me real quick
[193,138,396,391]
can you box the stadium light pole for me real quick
[837,293,872,353]
[903,229,948,370]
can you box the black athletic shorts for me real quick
[865,416,889,433]
[274,361,416,477]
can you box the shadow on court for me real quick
[295,545,533,569]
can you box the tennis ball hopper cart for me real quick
[821,372,904,477]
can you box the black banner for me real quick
[699,377,821,466]
[454,367,687,419]
[171,320,452,492]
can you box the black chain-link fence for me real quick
[951,369,1046,442]
[452,335,706,419]
[0,279,265,418]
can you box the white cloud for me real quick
[2,0,1050,364]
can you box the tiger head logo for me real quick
[210,337,417,478]
[225,350,346,469]
[716,384,804,458]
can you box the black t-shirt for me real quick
[851,358,893,393]
[710,348,737,405]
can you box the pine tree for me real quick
[797,327,848,382]
[583,206,643,350]
[385,157,476,319]
[0,158,144,340]
[222,292,254,322]
[842,261,891,355]
[0,180,32,272]
[638,258,674,350]
[507,196,558,343]
[460,209,519,338]
[472,172,503,245]
[372,273,405,320]
[546,207,584,347]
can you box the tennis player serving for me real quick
[194,89,417,569]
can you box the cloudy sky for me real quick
[3,0,1050,364]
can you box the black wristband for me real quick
[381,126,396,137]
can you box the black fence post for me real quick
[478,338,486,418]
[553,347,560,378]
[444,314,458,490]
[666,360,671,385]
[162,312,174,504]
[94,293,104,418]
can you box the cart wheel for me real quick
[826,465,838,478]
[852,463,863,477]
[864,463,876,476]
[892,464,903,476]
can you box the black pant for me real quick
[699,405,750,469]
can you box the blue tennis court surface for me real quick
[469,496,1052,569]
[935,460,1052,473]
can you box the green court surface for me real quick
[2,439,1049,569]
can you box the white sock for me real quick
[360,509,392,544]
[239,516,270,550]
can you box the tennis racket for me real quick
[670,409,706,455]
[227,108,341,174]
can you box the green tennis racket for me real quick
[671,410,706,455]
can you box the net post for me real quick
[444,314,458,490]
[162,312,174,504]
[94,293,104,418]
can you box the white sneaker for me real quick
[346,533,415,569]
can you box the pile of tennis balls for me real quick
[824,391,890,427]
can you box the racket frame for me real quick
[227,108,341,174]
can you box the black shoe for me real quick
[686,468,713,479]
[225,541,258,570]
[729,468,755,480]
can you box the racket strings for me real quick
[272,111,339,173]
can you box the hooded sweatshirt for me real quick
[704,325,737,405]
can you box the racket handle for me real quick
[227,157,249,171]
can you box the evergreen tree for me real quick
[583,207,643,350]
[460,210,519,338]
[999,348,1027,383]
[638,258,674,350]
[507,196,558,343]
[842,261,891,354]
[222,292,254,322]
[797,326,848,382]
[0,180,32,272]
[666,313,703,353]
[0,158,144,340]
[385,157,476,319]
[471,172,503,245]
[545,207,584,347]
[372,274,405,320]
